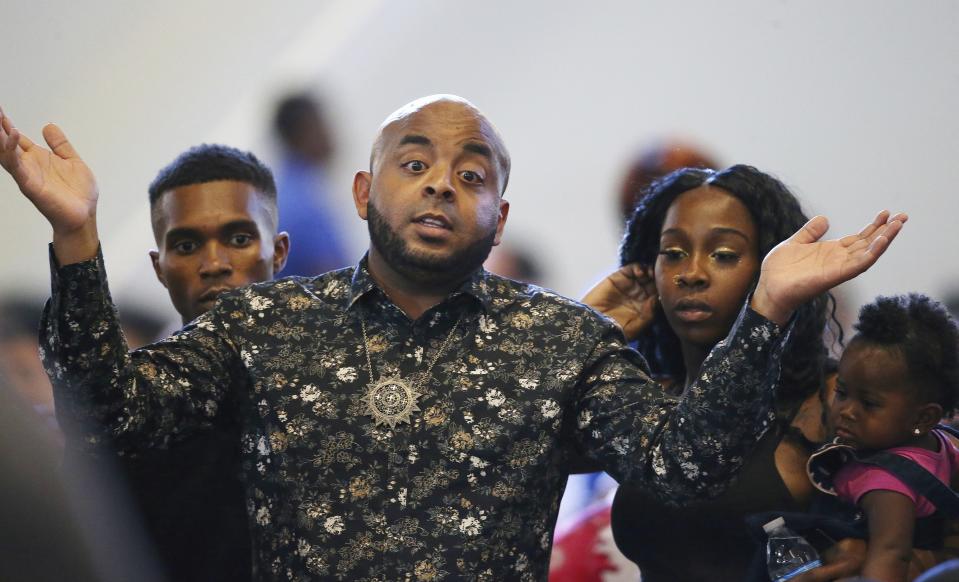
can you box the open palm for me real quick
[0,108,97,234]
[757,211,907,320]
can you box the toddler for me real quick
[810,293,959,582]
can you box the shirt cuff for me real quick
[733,292,792,346]
[48,242,105,293]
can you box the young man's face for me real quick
[150,180,289,324]
[352,100,509,284]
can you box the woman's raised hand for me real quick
[583,263,658,340]
[752,211,907,325]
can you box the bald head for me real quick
[369,95,511,194]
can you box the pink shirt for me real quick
[834,429,959,517]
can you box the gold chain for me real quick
[360,312,464,390]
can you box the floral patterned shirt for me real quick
[42,250,784,581]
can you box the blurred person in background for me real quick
[616,140,718,224]
[0,372,99,582]
[120,306,168,350]
[0,368,162,582]
[0,297,59,439]
[484,240,547,286]
[0,296,164,440]
[272,91,349,276]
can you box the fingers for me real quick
[0,110,23,175]
[627,263,654,287]
[0,109,34,152]
[846,217,906,276]
[610,272,644,299]
[42,123,78,160]
[839,210,909,249]
[858,212,908,247]
[620,263,657,299]
[855,210,889,239]
[623,262,653,281]
[0,127,16,154]
[864,219,904,259]
[790,215,829,245]
[0,108,17,150]
[606,266,635,288]
[854,210,907,239]
[888,211,908,225]
[15,129,35,151]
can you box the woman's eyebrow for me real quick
[710,227,751,241]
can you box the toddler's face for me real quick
[828,339,923,450]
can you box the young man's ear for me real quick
[352,171,372,220]
[149,250,168,288]
[492,198,510,246]
[272,232,291,274]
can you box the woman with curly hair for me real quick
[597,164,841,581]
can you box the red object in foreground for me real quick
[549,501,640,582]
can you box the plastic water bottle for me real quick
[763,517,822,581]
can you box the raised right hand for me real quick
[0,107,99,262]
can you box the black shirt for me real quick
[43,251,786,581]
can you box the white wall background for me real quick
[1,0,957,325]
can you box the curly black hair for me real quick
[620,164,839,411]
[853,293,959,415]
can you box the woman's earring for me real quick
[913,427,922,436]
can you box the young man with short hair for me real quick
[148,144,289,325]
[119,144,288,582]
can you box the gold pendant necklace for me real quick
[359,312,464,428]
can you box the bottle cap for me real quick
[762,517,786,534]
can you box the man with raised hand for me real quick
[0,97,904,581]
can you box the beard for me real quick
[367,203,497,285]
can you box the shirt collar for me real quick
[347,254,494,314]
